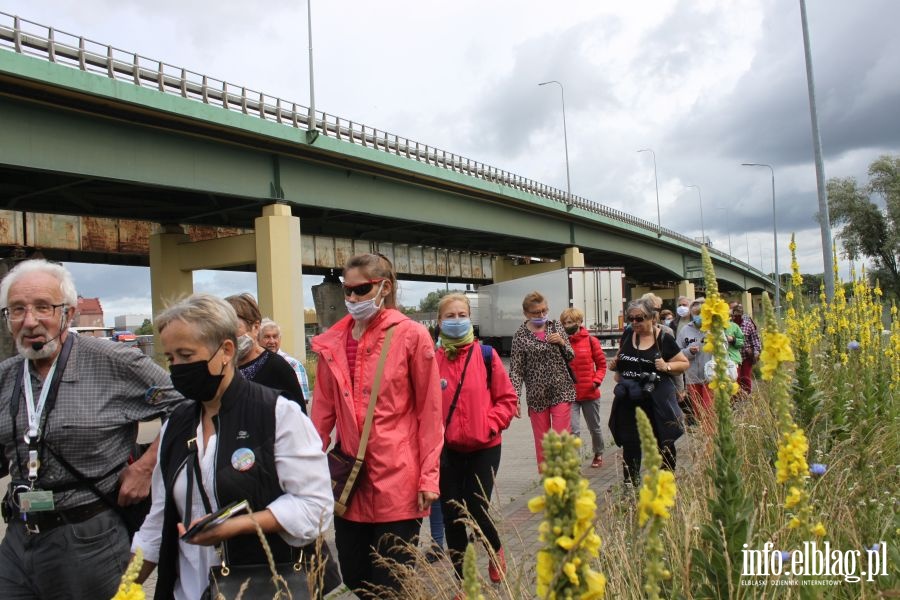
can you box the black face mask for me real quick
[564,325,579,335]
[169,352,226,403]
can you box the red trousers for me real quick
[528,403,571,471]
[737,358,754,394]
[687,383,713,413]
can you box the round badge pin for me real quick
[440,378,448,390]
[231,448,255,472]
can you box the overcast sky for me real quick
[4,0,899,324]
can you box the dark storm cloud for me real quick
[465,16,623,157]
[665,0,900,166]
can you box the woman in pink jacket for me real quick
[436,293,518,589]
[560,308,608,468]
[311,253,443,597]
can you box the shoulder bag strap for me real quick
[355,325,395,463]
[183,437,213,529]
[445,343,476,428]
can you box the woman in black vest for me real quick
[130,294,337,599]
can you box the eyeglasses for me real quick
[526,308,549,318]
[2,303,67,322]
[627,315,646,323]
[342,279,384,297]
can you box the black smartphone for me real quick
[181,499,250,541]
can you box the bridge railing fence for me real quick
[0,11,767,280]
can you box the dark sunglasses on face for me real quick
[627,315,646,323]
[342,279,383,297]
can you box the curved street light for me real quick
[742,162,780,312]
[538,80,572,208]
[637,148,662,235]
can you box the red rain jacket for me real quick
[568,327,607,401]
[312,309,443,522]
[438,342,518,453]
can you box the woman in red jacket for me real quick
[436,293,518,587]
[311,253,443,597]
[560,308,608,468]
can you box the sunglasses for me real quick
[627,315,646,323]
[342,279,384,297]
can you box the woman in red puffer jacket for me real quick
[436,293,518,589]
[560,308,608,467]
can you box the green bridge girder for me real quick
[0,46,772,293]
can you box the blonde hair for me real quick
[344,253,398,308]
[437,293,470,318]
[155,293,239,358]
[641,292,663,310]
[559,307,584,324]
[522,291,546,312]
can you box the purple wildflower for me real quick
[809,463,827,476]
[847,340,860,351]
[779,551,791,563]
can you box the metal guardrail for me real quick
[0,11,770,281]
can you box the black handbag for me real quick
[184,441,341,600]
[207,540,341,600]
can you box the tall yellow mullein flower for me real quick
[528,432,606,600]
[112,549,146,600]
[635,409,675,600]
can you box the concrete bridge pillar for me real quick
[492,247,585,283]
[561,247,585,268]
[739,291,756,319]
[675,280,695,301]
[630,285,651,300]
[254,203,305,361]
[149,224,194,363]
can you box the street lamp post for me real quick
[638,148,662,235]
[306,0,316,136]
[799,0,835,301]
[742,162,780,312]
[715,206,733,255]
[539,80,572,207]
[685,185,705,246]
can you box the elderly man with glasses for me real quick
[0,259,182,599]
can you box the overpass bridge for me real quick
[0,12,774,357]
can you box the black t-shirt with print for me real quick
[616,329,680,380]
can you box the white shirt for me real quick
[132,396,333,600]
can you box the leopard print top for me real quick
[509,319,576,413]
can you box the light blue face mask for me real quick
[440,318,472,339]
[692,315,702,326]
[530,317,548,327]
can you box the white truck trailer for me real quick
[474,267,625,354]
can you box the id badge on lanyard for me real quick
[18,358,60,513]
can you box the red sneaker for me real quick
[591,455,603,468]
[488,547,506,583]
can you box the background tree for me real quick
[418,288,465,312]
[827,154,900,297]
[135,318,153,335]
